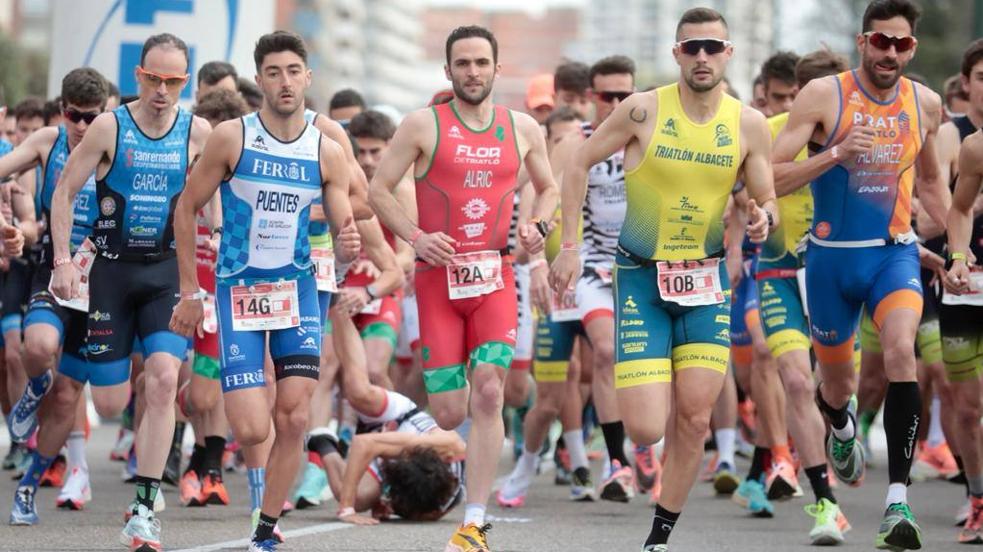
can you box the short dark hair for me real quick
[194,89,248,124]
[61,67,108,110]
[140,33,190,68]
[236,78,262,111]
[107,81,120,101]
[379,447,459,521]
[962,39,983,78]
[13,97,44,122]
[120,94,139,105]
[445,25,498,65]
[945,74,969,105]
[760,51,800,90]
[329,88,365,112]
[554,61,590,94]
[43,98,61,125]
[198,61,238,87]
[254,30,308,71]
[589,55,635,88]
[795,49,849,89]
[348,110,396,141]
[545,106,580,139]
[862,0,921,34]
[676,7,728,40]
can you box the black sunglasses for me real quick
[598,91,633,103]
[63,108,100,125]
[677,38,732,56]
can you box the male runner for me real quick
[939,38,983,544]
[368,25,558,552]
[49,34,212,551]
[169,31,360,552]
[773,1,950,549]
[196,61,238,102]
[550,8,778,550]
[553,61,592,121]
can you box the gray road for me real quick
[0,425,974,551]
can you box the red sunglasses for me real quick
[864,32,917,53]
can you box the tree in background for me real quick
[0,31,47,105]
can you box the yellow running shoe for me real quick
[445,523,492,552]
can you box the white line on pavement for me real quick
[171,521,353,552]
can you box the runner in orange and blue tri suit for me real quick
[772,2,951,549]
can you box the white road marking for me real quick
[171,521,352,552]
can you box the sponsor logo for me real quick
[849,91,863,106]
[462,198,490,220]
[448,125,464,140]
[506,328,517,340]
[251,159,310,182]
[224,370,263,388]
[228,343,245,362]
[87,343,112,356]
[88,328,113,336]
[898,110,911,133]
[677,197,699,211]
[858,185,888,193]
[810,325,838,341]
[453,145,502,165]
[126,148,181,170]
[258,219,292,230]
[661,118,678,137]
[301,336,318,349]
[851,112,901,139]
[460,222,485,239]
[252,135,268,151]
[494,125,506,142]
[622,295,639,314]
[96,219,117,229]
[123,129,138,144]
[815,221,831,239]
[130,225,157,237]
[130,194,168,203]
[715,123,732,147]
[94,235,108,249]
[100,197,116,216]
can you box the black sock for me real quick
[172,421,186,449]
[186,444,205,477]
[804,464,835,503]
[600,422,630,467]
[955,455,970,495]
[307,433,340,458]
[815,386,850,430]
[253,512,278,542]
[884,381,921,485]
[204,436,226,477]
[645,505,680,546]
[133,476,161,512]
[746,446,770,482]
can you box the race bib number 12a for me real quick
[656,258,724,307]
[447,251,503,300]
[230,280,300,331]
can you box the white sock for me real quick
[886,482,907,507]
[357,390,415,424]
[502,450,539,500]
[831,416,856,441]
[66,431,87,472]
[927,396,945,448]
[564,430,589,470]
[715,428,737,468]
[463,502,486,526]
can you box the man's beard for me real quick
[452,78,493,105]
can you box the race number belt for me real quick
[50,238,96,312]
[550,289,580,322]
[942,269,983,307]
[311,245,338,293]
[202,292,218,334]
[230,280,300,331]
[656,258,724,307]
[446,250,504,300]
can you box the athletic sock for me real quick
[253,512,278,542]
[186,444,205,477]
[886,482,907,507]
[133,476,161,512]
[715,428,737,468]
[563,429,589,470]
[956,455,971,496]
[247,467,265,511]
[816,387,854,439]
[18,451,54,490]
[66,431,87,472]
[600,421,630,468]
[204,436,226,477]
[884,381,920,485]
[804,464,835,503]
[747,446,770,482]
[645,505,680,546]
[969,473,983,498]
[463,503,486,526]
[926,396,945,448]
[27,372,49,397]
[858,409,877,437]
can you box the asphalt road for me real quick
[0,423,975,551]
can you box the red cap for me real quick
[526,74,555,110]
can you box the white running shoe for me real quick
[56,467,92,510]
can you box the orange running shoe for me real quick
[700,451,719,483]
[179,470,205,507]
[913,441,959,480]
[766,458,799,501]
[39,455,66,488]
[201,473,230,506]
[959,496,983,544]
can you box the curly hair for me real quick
[379,447,458,521]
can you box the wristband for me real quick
[211,227,223,236]
[951,252,968,262]
[765,210,775,229]
[830,145,840,162]
[529,259,547,270]
[337,507,355,518]
[409,228,423,245]
[530,218,549,238]
[52,256,72,268]
[177,290,208,301]
[560,242,579,251]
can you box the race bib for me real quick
[50,238,96,312]
[361,297,382,315]
[312,246,338,293]
[202,293,218,334]
[656,258,724,307]
[550,289,580,322]
[446,250,503,300]
[942,270,983,307]
[594,266,613,285]
[230,280,300,332]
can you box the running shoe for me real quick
[957,498,972,527]
[251,508,285,543]
[958,496,983,544]
[634,445,658,493]
[122,447,138,483]
[732,477,774,518]
[911,441,958,481]
[56,467,91,510]
[39,454,67,487]
[248,539,279,552]
[10,448,31,480]
[737,398,757,442]
[805,498,851,545]
[642,546,668,552]
[700,451,719,483]
[9,485,38,525]
[123,493,166,522]
[162,443,182,487]
[554,446,571,486]
[111,428,134,462]
[180,470,204,507]
[3,444,25,471]
[445,522,492,552]
[875,502,922,551]
[570,467,596,502]
[826,420,865,486]
[600,460,634,502]
[713,461,740,496]
[293,462,327,509]
[120,503,161,551]
[201,473,229,506]
[7,371,52,442]
[765,458,799,500]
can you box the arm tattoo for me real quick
[629,107,647,123]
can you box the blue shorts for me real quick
[729,255,759,349]
[806,242,922,363]
[216,275,322,393]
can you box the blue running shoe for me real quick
[8,371,52,442]
[9,486,38,525]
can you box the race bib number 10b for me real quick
[230,281,300,331]
[447,251,503,300]
[656,258,724,307]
